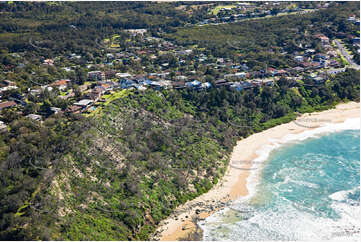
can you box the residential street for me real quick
[334,39,360,69]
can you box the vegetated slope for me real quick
[165,2,359,65]
[0,1,209,54]
[0,69,359,240]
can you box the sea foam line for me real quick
[243,117,360,202]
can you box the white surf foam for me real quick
[200,117,360,240]
[243,117,360,202]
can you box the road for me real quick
[195,9,318,27]
[334,39,360,69]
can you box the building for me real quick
[263,79,274,86]
[50,79,71,90]
[0,121,7,132]
[43,59,54,65]
[214,79,229,87]
[124,29,147,36]
[26,114,42,121]
[88,71,105,81]
[67,105,82,113]
[0,101,17,110]
[295,56,304,62]
[172,81,185,89]
[116,73,132,79]
[73,99,93,107]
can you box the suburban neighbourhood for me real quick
[0,2,359,124]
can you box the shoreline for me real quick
[153,101,360,241]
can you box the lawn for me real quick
[209,4,237,15]
[102,89,130,106]
[85,90,130,117]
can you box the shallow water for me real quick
[200,127,360,241]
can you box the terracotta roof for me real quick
[51,79,70,87]
[0,101,17,110]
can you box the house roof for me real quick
[51,79,70,87]
[0,101,17,110]
[74,99,93,106]
[67,105,82,113]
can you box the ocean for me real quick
[200,118,360,241]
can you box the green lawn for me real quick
[87,89,131,117]
[104,90,130,105]
[209,5,237,15]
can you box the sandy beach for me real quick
[153,101,360,241]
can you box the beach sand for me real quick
[153,101,360,241]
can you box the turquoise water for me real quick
[200,129,360,241]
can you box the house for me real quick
[88,86,105,100]
[26,114,42,121]
[106,53,114,59]
[251,80,262,86]
[214,79,228,87]
[314,53,329,61]
[0,121,7,132]
[327,50,338,57]
[295,56,304,62]
[313,76,325,84]
[300,62,312,68]
[116,73,132,79]
[50,107,62,114]
[224,72,246,79]
[276,69,288,76]
[172,81,185,89]
[328,59,340,67]
[43,59,54,65]
[120,79,136,89]
[66,105,82,113]
[311,62,322,69]
[0,101,17,110]
[50,79,71,91]
[266,67,278,76]
[199,82,212,90]
[148,81,163,90]
[347,15,356,22]
[304,49,316,56]
[230,81,253,91]
[124,29,147,36]
[263,79,274,86]
[2,80,16,86]
[134,84,147,91]
[235,72,247,78]
[105,70,117,79]
[88,71,105,81]
[59,92,75,100]
[30,88,42,96]
[315,34,329,44]
[175,75,188,81]
[99,83,113,91]
[327,68,345,75]
[293,67,305,72]
[0,85,18,93]
[73,99,93,107]
[186,80,201,88]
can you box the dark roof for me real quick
[215,79,228,86]
[66,105,82,113]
